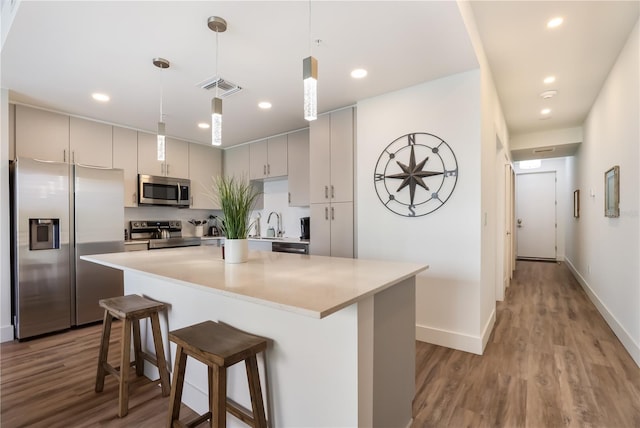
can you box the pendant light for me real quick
[153,57,170,161]
[208,16,227,146]
[303,1,317,121]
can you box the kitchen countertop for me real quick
[82,246,426,318]
[201,236,310,244]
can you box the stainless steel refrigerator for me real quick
[10,158,124,339]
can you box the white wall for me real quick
[459,0,510,349]
[565,19,639,366]
[357,70,485,354]
[514,157,572,261]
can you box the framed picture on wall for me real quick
[604,165,620,218]
[573,190,580,218]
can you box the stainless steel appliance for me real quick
[74,164,125,325]
[300,216,310,240]
[272,241,309,254]
[130,220,201,249]
[138,174,190,207]
[10,158,125,339]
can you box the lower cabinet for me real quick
[310,202,353,258]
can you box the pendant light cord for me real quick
[308,0,312,54]
[215,28,220,98]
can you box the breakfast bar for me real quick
[82,246,428,427]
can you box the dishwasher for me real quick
[271,241,309,254]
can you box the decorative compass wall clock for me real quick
[373,132,458,217]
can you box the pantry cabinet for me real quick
[189,143,222,209]
[112,127,138,207]
[309,201,353,258]
[287,129,309,206]
[309,107,355,257]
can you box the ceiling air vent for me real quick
[196,76,242,98]
[533,147,555,154]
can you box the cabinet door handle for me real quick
[325,207,329,220]
[331,185,335,199]
[161,163,165,174]
[263,165,266,175]
[132,193,137,204]
[288,192,291,203]
[267,164,270,175]
[166,163,170,175]
[72,151,75,164]
[331,207,335,220]
[324,186,329,199]
[63,149,66,163]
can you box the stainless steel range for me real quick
[130,220,201,249]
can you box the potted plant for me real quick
[214,176,261,263]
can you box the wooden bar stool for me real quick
[95,294,171,417]
[167,320,268,428]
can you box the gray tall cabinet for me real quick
[309,107,355,257]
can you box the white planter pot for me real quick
[225,238,248,264]
[195,225,203,237]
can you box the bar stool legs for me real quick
[167,321,268,428]
[95,295,170,418]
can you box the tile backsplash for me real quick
[124,178,310,239]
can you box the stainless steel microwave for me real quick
[138,174,191,207]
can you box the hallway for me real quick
[412,261,640,427]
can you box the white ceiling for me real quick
[2,1,639,154]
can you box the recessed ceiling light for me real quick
[92,93,110,102]
[258,101,272,109]
[543,76,556,84]
[540,90,558,99]
[198,122,210,129]
[351,69,368,79]
[540,108,552,115]
[547,17,563,28]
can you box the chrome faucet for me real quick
[267,211,283,237]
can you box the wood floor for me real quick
[1,261,638,427]
[412,261,640,427]
[0,320,200,427]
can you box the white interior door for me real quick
[504,164,514,288]
[516,171,557,260]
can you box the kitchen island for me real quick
[82,246,427,427]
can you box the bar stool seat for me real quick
[95,294,171,418]
[167,320,268,428]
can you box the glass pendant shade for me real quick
[303,56,318,121]
[157,121,166,161]
[211,97,222,146]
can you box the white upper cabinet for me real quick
[69,116,113,168]
[189,143,222,209]
[223,144,250,179]
[15,105,69,163]
[310,108,354,204]
[249,135,287,180]
[328,108,354,203]
[310,114,331,203]
[165,137,189,179]
[287,129,309,206]
[138,132,189,179]
[112,127,138,207]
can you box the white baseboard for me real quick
[1,324,14,342]
[416,309,495,355]
[565,258,640,368]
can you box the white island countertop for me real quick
[82,246,427,319]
